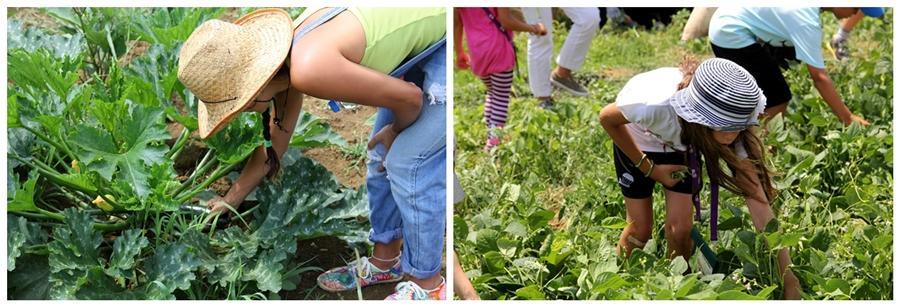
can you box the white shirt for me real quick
[617,67,685,153]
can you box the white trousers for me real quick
[522,7,600,97]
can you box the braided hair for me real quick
[257,89,289,179]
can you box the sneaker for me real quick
[384,279,446,300]
[551,73,588,97]
[538,98,556,110]
[316,257,403,292]
[484,135,500,151]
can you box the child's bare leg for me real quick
[618,197,653,256]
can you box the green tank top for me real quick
[293,7,446,74]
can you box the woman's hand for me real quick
[531,23,547,36]
[206,196,235,215]
[456,52,470,69]
[367,123,399,171]
[649,164,689,188]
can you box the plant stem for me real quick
[21,124,77,161]
[175,160,241,204]
[168,127,190,160]
[172,149,216,197]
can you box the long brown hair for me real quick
[680,122,774,202]
[677,56,775,202]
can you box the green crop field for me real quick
[454,10,893,300]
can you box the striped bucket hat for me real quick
[670,58,766,131]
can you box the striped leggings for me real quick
[479,70,514,128]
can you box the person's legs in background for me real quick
[522,7,555,108]
[479,75,495,131]
[484,70,514,150]
[551,7,599,97]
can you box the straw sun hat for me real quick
[178,8,293,139]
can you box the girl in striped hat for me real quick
[598,57,800,299]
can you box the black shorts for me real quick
[613,145,699,199]
[711,43,793,109]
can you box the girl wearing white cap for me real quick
[178,7,446,300]
[598,58,800,299]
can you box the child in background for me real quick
[455,8,546,150]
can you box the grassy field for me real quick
[453,9,893,300]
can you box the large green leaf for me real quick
[7,19,84,58]
[7,48,82,104]
[7,215,40,271]
[105,229,149,286]
[253,149,369,243]
[7,254,51,300]
[290,112,348,149]
[7,177,38,213]
[48,208,103,299]
[242,249,285,293]
[144,242,201,299]
[124,44,182,107]
[72,104,169,199]
[74,267,146,300]
[205,112,264,165]
[131,8,223,48]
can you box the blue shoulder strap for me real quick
[292,7,347,45]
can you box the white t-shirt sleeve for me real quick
[616,68,685,151]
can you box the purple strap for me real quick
[711,181,719,241]
[689,146,719,241]
[689,147,702,222]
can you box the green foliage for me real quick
[290,112,349,149]
[455,9,892,300]
[72,103,170,200]
[7,19,84,58]
[130,8,224,48]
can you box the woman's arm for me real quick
[598,104,683,187]
[806,64,869,126]
[290,45,422,134]
[496,8,546,35]
[212,87,304,211]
